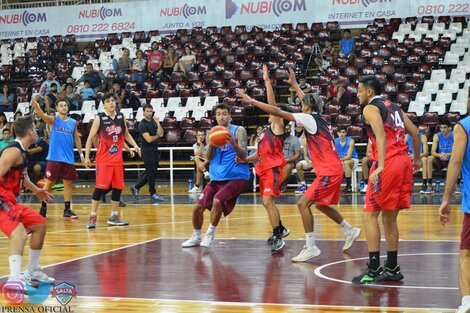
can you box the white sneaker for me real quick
[21,269,55,284]
[181,234,202,248]
[360,184,368,193]
[291,245,321,262]
[189,186,201,193]
[200,233,214,248]
[457,302,470,313]
[343,227,361,251]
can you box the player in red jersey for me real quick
[0,116,55,283]
[352,76,421,285]
[238,69,361,262]
[240,65,291,254]
[84,94,141,229]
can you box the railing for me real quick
[0,0,114,10]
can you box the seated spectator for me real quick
[61,83,81,110]
[39,69,61,99]
[288,76,311,106]
[0,84,14,113]
[315,40,337,71]
[190,129,209,193]
[360,140,372,193]
[339,29,355,59]
[81,80,97,101]
[295,135,312,194]
[113,48,132,79]
[249,125,264,147]
[35,118,48,139]
[27,137,49,184]
[335,126,359,193]
[44,83,59,113]
[0,128,14,150]
[109,80,126,109]
[405,131,429,193]
[162,47,176,79]
[131,49,147,86]
[75,63,106,93]
[424,121,458,194]
[280,123,301,192]
[327,76,353,110]
[173,46,195,76]
[0,113,8,133]
[147,42,165,82]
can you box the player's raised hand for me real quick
[284,68,297,86]
[262,64,269,81]
[236,90,253,104]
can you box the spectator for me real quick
[0,84,14,113]
[190,129,208,193]
[280,123,302,192]
[327,76,353,110]
[131,49,147,86]
[39,69,61,99]
[173,46,195,76]
[109,80,126,109]
[27,137,49,184]
[35,118,48,139]
[335,126,359,193]
[0,113,8,134]
[62,83,81,110]
[162,47,176,79]
[405,131,429,193]
[424,121,459,194]
[295,136,312,194]
[249,125,264,147]
[44,83,59,113]
[147,42,164,82]
[339,29,355,59]
[288,76,311,106]
[360,140,372,193]
[75,63,106,93]
[81,80,97,101]
[0,128,14,150]
[315,40,337,71]
[113,48,132,79]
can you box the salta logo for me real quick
[226,0,307,18]
[331,0,392,8]
[52,282,77,306]
[0,10,47,26]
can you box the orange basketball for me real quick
[37,179,45,188]
[209,126,230,146]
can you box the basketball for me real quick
[209,126,230,146]
[37,179,45,188]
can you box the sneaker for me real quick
[150,193,164,203]
[21,269,55,284]
[423,186,434,195]
[267,227,290,244]
[107,215,129,226]
[295,183,308,194]
[271,236,285,254]
[374,261,404,282]
[419,184,428,194]
[455,184,462,195]
[204,171,210,180]
[52,183,64,191]
[63,209,78,219]
[360,184,368,193]
[181,234,202,248]
[344,185,353,193]
[457,302,470,313]
[130,185,139,199]
[280,182,287,193]
[343,227,361,251]
[39,204,47,218]
[189,186,201,193]
[200,233,214,248]
[119,201,126,207]
[351,264,383,285]
[291,245,321,262]
[87,215,97,229]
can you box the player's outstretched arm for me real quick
[31,99,54,125]
[262,65,276,107]
[236,91,295,122]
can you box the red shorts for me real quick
[304,173,343,206]
[461,213,470,250]
[45,161,78,182]
[197,180,249,216]
[0,199,46,237]
[258,167,283,197]
[364,154,413,212]
[96,164,124,190]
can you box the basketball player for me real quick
[237,69,361,262]
[352,76,421,285]
[31,98,83,218]
[0,116,55,283]
[84,94,141,229]
[181,103,250,248]
[240,65,291,254]
[438,97,470,313]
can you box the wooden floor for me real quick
[0,185,464,312]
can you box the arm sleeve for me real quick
[293,113,317,135]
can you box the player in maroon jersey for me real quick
[352,76,421,285]
[237,69,361,262]
[84,94,141,229]
[0,116,55,283]
[239,65,291,254]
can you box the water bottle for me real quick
[359,179,364,192]
[436,179,441,193]
[188,179,193,190]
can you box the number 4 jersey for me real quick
[364,97,408,162]
[96,112,126,165]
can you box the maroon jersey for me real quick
[96,112,126,165]
[305,114,343,176]
[254,126,285,174]
[364,98,408,162]
[0,141,27,204]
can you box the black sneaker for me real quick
[419,184,427,194]
[271,235,285,254]
[130,185,139,199]
[39,204,47,218]
[344,185,353,193]
[119,201,126,207]
[267,227,290,244]
[351,264,383,285]
[63,209,78,219]
[375,262,404,282]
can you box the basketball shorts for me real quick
[304,173,343,206]
[197,179,249,216]
[45,161,78,181]
[258,166,283,197]
[461,213,470,250]
[0,198,46,237]
[96,164,124,190]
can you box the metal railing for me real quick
[0,0,114,10]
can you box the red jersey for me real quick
[0,142,27,204]
[364,98,408,162]
[96,112,126,165]
[305,114,343,176]
[254,126,285,174]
